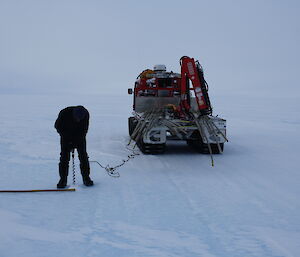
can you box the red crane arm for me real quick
[180,56,211,114]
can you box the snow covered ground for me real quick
[0,92,299,257]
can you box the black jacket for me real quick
[55,106,89,143]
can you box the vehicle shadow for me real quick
[163,141,200,155]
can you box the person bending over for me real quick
[55,105,93,188]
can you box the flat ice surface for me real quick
[0,92,299,257]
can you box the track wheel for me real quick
[128,117,138,136]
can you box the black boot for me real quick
[82,175,94,186]
[57,178,67,188]
[80,159,93,186]
[57,163,69,188]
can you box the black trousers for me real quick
[59,137,90,180]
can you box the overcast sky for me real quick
[0,0,299,96]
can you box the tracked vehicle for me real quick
[128,56,227,155]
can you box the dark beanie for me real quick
[73,106,88,121]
